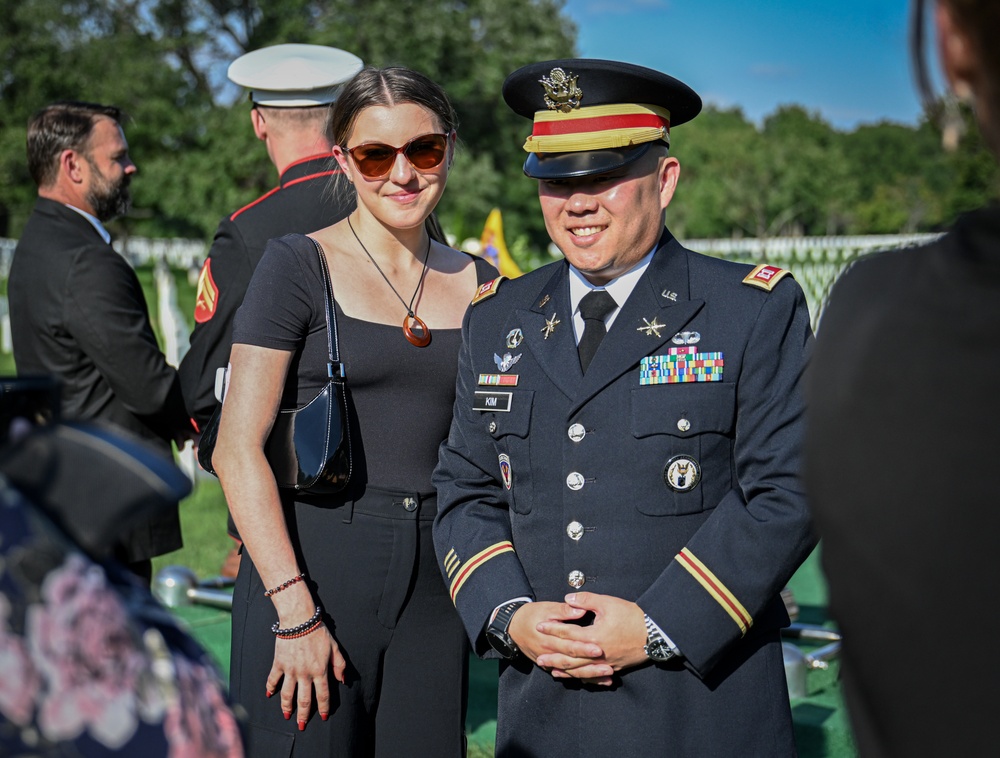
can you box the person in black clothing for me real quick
[212,67,494,756]
[179,44,363,429]
[8,101,194,583]
[178,44,363,577]
[806,1,1000,755]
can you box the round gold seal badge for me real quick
[663,455,701,492]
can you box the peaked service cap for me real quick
[502,58,702,179]
[228,43,364,107]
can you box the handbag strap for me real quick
[309,237,345,380]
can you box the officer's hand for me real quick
[534,592,648,684]
[508,601,603,670]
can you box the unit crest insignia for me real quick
[540,68,583,113]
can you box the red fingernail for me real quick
[283,710,291,720]
[298,719,306,731]
[266,689,272,698]
[320,713,329,721]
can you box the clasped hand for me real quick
[508,592,648,686]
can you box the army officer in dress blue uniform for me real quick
[433,59,816,757]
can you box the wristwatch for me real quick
[486,601,528,659]
[643,613,677,663]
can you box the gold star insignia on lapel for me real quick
[542,313,560,339]
[637,317,666,337]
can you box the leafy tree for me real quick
[0,0,576,259]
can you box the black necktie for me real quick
[577,289,617,373]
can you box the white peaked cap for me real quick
[228,43,364,107]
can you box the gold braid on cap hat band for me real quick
[523,103,671,153]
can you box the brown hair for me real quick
[328,66,458,147]
[26,101,125,188]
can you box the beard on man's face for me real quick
[85,159,132,222]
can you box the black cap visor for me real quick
[523,142,655,180]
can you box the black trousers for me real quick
[231,487,468,757]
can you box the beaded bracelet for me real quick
[272,606,323,638]
[277,619,324,640]
[264,572,306,598]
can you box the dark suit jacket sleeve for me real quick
[433,305,535,657]
[636,277,815,676]
[63,243,188,431]
[178,217,253,426]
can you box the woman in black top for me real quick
[213,67,495,756]
[806,2,1000,755]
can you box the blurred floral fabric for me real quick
[0,478,244,756]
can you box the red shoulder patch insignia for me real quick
[194,259,219,323]
[471,276,508,305]
[742,264,792,292]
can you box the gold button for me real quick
[677,418,691,432]
[566,521,584,541]
[568,570,585,589]
[489,421,498,434]
[566,472,585,491]
[568,423,586,442]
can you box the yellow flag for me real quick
[479,208,522,278]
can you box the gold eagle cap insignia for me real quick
[540,68,583,113]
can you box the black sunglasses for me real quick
[344,133,450,179]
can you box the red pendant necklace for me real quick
[348,216,432,347]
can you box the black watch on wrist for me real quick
[486,601,528,659]
[643,613,677,663]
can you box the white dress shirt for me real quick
[65,204,112,245]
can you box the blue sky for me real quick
[561,0,925,130]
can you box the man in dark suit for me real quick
[433,60,815,756]
[178,43,362,429]
[8,101,194,582]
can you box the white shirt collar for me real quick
[64,204,111,245]
[568,249,656,342]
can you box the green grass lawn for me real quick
[153,475,234,580]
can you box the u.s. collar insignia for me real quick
[499,454,513,490]
[663,456,701,492]
[495,352,521,372]
[662,289,678,302]
[506,328,524,349]
[637,317,665,337]
[540,68,582,113]
[672,331,701,345]
[538,294,551,308]
[542,313,560,339]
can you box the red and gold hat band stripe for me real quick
[524,103,671,153]
[677,547,753,634]
[449,541,515,604]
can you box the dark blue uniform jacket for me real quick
[434,228,816,756]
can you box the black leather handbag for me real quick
[197,238,352,494]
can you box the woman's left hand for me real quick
[268,622,347,729]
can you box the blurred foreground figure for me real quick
[806,1,1000,755]
[0,377,243,756]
